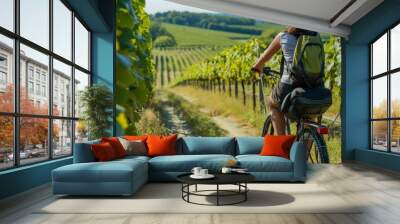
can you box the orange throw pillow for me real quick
[260,135,296,159]
[146,134,178,157]
[124,135,148,141]
[91,142,117,162]
[101,137,126,158]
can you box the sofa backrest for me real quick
[73,139,100,163]
[177,137,236,155]
[74,136,264,161]
[235,137,263,155]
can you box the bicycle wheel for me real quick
[261,115,274,136]
[261,116,291,136]
[298,127,329,163]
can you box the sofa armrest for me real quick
[289,141,307,181]
[73,140,100,163]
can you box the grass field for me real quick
[162,23,253,46]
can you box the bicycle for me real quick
[256,67,331,164]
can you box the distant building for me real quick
[0,41,79,147]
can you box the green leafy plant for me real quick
[116,0,154,134]
[79,84,113,139]
[135,109,170,135]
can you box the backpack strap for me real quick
[279,51,285,76]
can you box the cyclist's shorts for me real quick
[271,82,295,107]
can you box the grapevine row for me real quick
[174,36,342,112]
[153,47,220,87]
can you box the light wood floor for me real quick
[1,162,400,224]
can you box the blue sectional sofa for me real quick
[52,137,307,196]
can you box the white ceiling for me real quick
[167,0,384,37]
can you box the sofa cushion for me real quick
[53,158,147,183]
[91,142,118,161]
[260,135,296,159]
[149,154,235,172]
[101,137,127,158]
[147,134,178,157]
[236,155,293,172]
[118,138,147,156]
[177,137,236,155]
[236,137,263,155]
[124,135,148,141]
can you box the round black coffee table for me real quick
[177,173,255,206]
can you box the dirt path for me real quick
[158,94,191,136]
[175,93,259,136]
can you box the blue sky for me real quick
[145,0,213,14]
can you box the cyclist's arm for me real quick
[252,33,282,72]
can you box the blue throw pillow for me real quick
[178,137,235,155]
[236,137,264,155]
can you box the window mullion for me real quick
[13,0,21,167]
[48,0,54,160]
[387,30,391,152]
[71,10,76,155]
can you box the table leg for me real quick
[217,184,219,206]
[181,184,183,199]
[195,184,198,192]
[245,183,247,201]
[187,184,190,202]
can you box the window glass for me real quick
[391,72,400,118]
[75,120,88,143]
[53,0,72,60]
[74,18,89,70]
[391,120,400,153]
[74,69,89,118]
[0,116,14,170]
[19,117,49,165]
[0,1,92,168]
[372,121,388,151]
[0,0,14,31]
[53,119,72,157]
[391,24,400,70]
[53,59,72,117]
[20,44,49,115]
[0,35,14,112]
[20,0,49,48]
[372,76,387,119]
[372,33,387,76]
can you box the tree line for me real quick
[152,11,262,35]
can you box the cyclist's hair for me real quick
[286,26,318,38]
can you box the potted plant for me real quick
[79,84,113,140]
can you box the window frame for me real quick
[0,0,92,171]
[370,21,400,154]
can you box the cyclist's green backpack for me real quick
[289,33,325,87]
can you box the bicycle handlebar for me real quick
[262,67,281,76]
[251,67,280,77]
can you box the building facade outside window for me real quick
[370,23,400,154]
[0,0,91,170]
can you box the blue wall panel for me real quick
[344,0,400,171]
[92,32,115,136]
[0,158,72,199]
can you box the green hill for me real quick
[162,23,252,47]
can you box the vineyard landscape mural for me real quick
[116,0,344,163]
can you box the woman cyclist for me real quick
[251,27,317,136]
